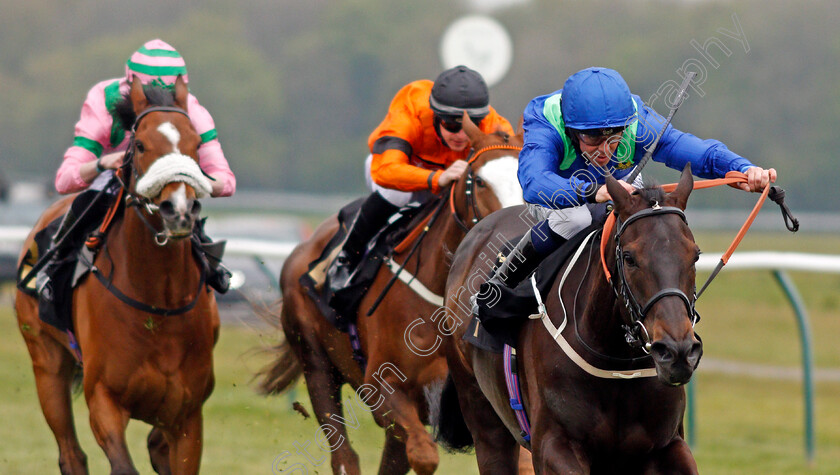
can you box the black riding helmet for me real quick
[430,65,490,127]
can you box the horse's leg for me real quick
[376,424,410,475]
[518,447,535,474]
[453,374,519,475]
[530,428,590,475]
[16,295,88,475]
[165,412,204,475]
[147,427,171,475]
[87,383,137,474]
[368,386,437,475]
[642,438,698,475]
[299,357,360,475]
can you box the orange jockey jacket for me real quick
[368,79,514,194]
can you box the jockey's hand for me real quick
[736,166,777,192]
[98,151,124,171]
[437,160,469,188]
[595,180,636,202]
[81,151,124,184]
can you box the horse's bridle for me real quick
[85,104,208,317]
[612,201,701,352]
[118,106,192,245]
[451,144,522,233]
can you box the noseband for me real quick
[119,106,193,246]
[612,201,700,352]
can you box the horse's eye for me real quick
[136,141,145,154]
[474,176,486,188]
[694,250,702,263]
[623,252,637,268]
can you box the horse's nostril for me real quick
[650,342,673,362]
[159,201,176,219]
[190,200,202,218]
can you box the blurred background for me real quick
[1,0,838,210]
[1,0,838,473]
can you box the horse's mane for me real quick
[112,84,177,131]
[633,179,666,206]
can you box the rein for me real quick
[598,171,798,349]
[611,203,700,351]
[370,143,522,313]
[89,104,209,317]
[451,144,523,233]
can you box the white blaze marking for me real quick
[171,183,189,215]
[157,122,181,153]
[477,156,524,208]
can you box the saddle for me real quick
[17,179,226,333]
[468,208,610,353]
[17,185,120,332]
[299,197,437,332]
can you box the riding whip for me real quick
[625,72,696,183]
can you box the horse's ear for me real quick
[130,77,148,115]
[461,110,482,142]
[668,163,694,210]
[605,173,631,213]
[174,75,189,111]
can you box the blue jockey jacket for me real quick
[518,91,756,209]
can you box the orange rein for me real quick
[600,171,771,282]
[448,144,523,217]
[394,144,522,254]
[85,168,126,250]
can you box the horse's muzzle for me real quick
[650,336,703,386]
[158,197,202,239]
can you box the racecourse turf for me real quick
[1,231,838,474]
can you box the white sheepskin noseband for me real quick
[135,153,212,199]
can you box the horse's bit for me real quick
[612,202,701,352]
[120,106,191,246]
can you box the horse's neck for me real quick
[398,205,466,295]
[109,210,195,273]
[573,238,635,356]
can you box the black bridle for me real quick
[89,104,208,317]
[612,202,700,352]
[451,144,522,233]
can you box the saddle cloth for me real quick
[299,197,436,333]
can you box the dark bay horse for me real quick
[259,117,527,474]
[16,76,219,474]
[436,166,703,474]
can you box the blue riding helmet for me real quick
[561,67,637,130]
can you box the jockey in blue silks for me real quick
[487,67,776,289]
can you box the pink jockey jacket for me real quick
[55,77,236,197]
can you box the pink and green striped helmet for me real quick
[125,39,189,86]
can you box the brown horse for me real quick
[435,166,703,474]
[259,117,527,474]
[15,76,219,474]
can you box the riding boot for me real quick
[488,231,547,289]
[472,223,566,317]
[328,192,400,290]
[193,218,232,294]
[35,207,79,305]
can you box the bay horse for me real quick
[436,166,703,474]
[15,76,219,475]
[258,117,528,474]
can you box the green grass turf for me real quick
[1,231,838,473]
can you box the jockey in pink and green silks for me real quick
[56,39,235,198]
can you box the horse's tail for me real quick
[253,298,303,395]
[428,373,474,451]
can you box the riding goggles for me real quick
[574,127,625,146]
[437,114,484,133]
